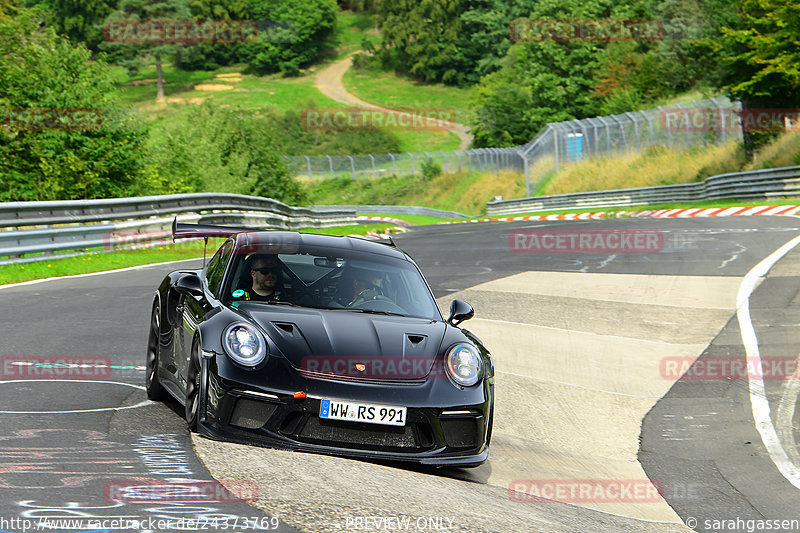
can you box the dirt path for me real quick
[315,54,473,150]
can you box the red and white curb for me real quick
[438,205,800,224]
[350,216,409,240]
[356,215,412,227]
[631,205,800,218]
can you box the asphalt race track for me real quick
[1,216,800,532]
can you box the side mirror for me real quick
[175,272,204,298]
[447,299,474,326]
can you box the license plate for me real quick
[319,399,407,427]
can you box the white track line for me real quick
[737,234,800,490]
[0,257,202,290]
[0,379,152,414]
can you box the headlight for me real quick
[445,343,482,387]
[223,323,267,366]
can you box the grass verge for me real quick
[304,169,526,216]
[541,141,745,196]
[0,224,395,285]
[343,65,471,120]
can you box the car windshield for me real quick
[223,242,441,321]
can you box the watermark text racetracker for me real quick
[660,107,800,133]
[661,356,800,380]
[1,355,112,379]
[509,18,664,42]
[509,479,705,504]
[509,479,663,503]
[105,479,259,505]
[509,229,663,254]
[103,19,292,44]
[301,108,457,131]
[301,355,455,380]
[0,108,102,131]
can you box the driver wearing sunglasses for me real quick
[234,254,282,302]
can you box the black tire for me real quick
[145,303,168,401]
[185,339,202,431]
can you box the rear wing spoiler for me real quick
[171,218,254,241]
[171,218,398,249]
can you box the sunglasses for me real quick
[252,266,279,275]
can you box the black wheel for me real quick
[185,339,202,431]
[145,303,168,401]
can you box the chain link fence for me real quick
[286,96,741,196]
[285,148,523,180]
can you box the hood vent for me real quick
[407,335,425,345]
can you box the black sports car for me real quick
[146,222,494,467]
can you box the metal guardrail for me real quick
[0,193,354,227]
[0,193,358,265]
[485,166,800,216]
[313,205,468,219]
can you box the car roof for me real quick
[232,231,410,260]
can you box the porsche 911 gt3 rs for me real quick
[146,222,494,467]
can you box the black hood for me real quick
[242,306,447,380]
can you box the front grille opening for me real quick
[415,423,436,448]
[296,417,420,450]
[229,398,278,429]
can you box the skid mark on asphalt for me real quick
[438,271,743,523]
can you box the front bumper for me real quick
[197,355,492,468]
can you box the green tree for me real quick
[174,0,249,70]
[242,0,337,75]
[0,7,151,201]
[147,104,306,204]
[469,0,656,146]
[374,0,466,83]
[102,0,192,100]
[31,0,117,51]
[701,0,799,152]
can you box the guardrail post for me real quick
[408,152,415,176]
[390,153,397,176]
[326,155,334,179]
[441,151,448,173]
[304,156,312,178]
[347,155,355,179]
[369,154,376,177]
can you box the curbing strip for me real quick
[439,205,800,225]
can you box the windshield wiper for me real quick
[336,308,405,317]
[265,300,300,307]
